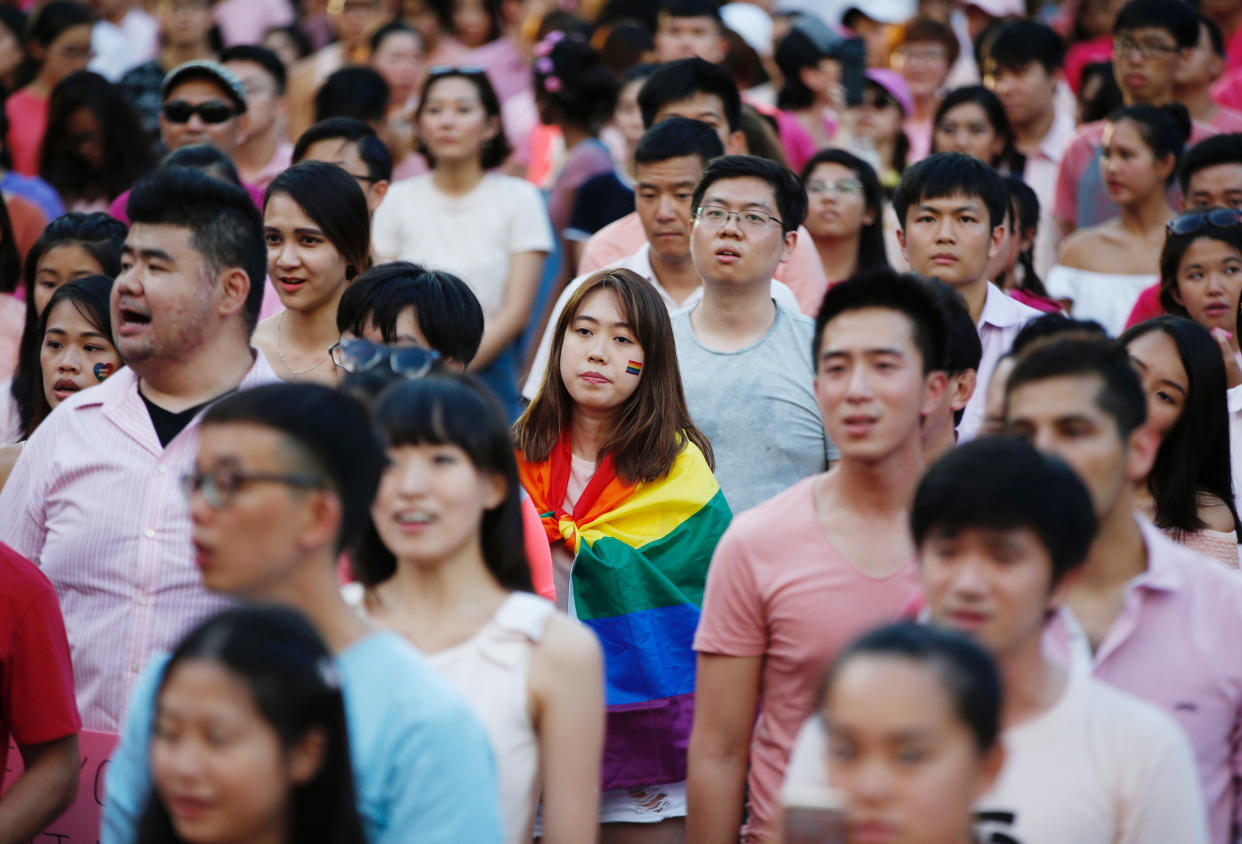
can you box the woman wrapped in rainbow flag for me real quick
[515,268,732,833]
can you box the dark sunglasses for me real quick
[1167,207,1242,235]
[862,91,896,110]
[162,100,236,124]
[330,338,441,378]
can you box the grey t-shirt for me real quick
[672,304,835,515]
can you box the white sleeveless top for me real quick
[1044,265,1156,337]
[427,592,555,844]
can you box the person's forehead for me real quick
[126,222,198,256]
[304,137,364,166]
[1008,373,1106,416]
[636,154,703,183]
[1189,162,1242,193]
[660,92,726,119]
[199,420,286,463]
[821,307,919,355]
[223,59,275,87]
[702,175,776,206]
[1117,25,1178,44]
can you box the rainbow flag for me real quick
[518,437,731,789]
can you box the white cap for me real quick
[721,3,775,56]
[962,0,1025,17]
[835,0,917,24]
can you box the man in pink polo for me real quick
[576,58,829,316]
[0,167,277,732]
[1006,336,1242,844]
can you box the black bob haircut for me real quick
[812,268,949,375]
[202,383,388,556]
[823,621,1002,754]
[126,166,266,331]
[691,154,807,234]
[912,436,1097,587]
[293,117,393,183]
[634,116,724,168]
[1113,0,1200,49]
[1005,337,1148,438]
[315,66,389,125]
[893,152,1008,231]
[981,19,1065,74]
[638,57,742,132]
[336,262,485,367]
[1178,132,1242,195]
[357,375,533,593]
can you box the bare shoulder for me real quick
[1057,224,1108,268]
[1198,493,1239,534]
[534,612,603,673]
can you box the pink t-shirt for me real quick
[5,89,48,176]
[577,211,829,317]
[1044,518,1242,844]
[693,475,922,844]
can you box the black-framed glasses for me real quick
[694,205,784,233]
[162,100,235,124]
[329,338,441,378]
[1167,207,1242,235]
[181,468,323,509]
[1111,37,1180,60]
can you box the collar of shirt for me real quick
[979,281,1029,330]
[1035,108,1078,164]
[617,243,705,311]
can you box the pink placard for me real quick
[2,730,118,843]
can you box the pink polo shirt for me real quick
[957,282,1043,443]
[1044,517,1242,844]
[0,355,279,732]
[576,211,830,317]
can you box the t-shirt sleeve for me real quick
[1116,710,1209,844]
[505,180,554,255]
[1054,133,1092,227]
[0,421,52,561]
[4,575,79,746]
[693,521,768,657]
[378,702,504,844]
[102,656,165,844]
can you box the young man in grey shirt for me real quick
[672,154,834,514]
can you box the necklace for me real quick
[276,311,330,376]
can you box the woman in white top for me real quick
[371,67,552,413]
[355,373,604,844]
[1049,104,1189,335]
[1121,316,1241,569]
[252,161,371,385]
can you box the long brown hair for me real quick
[514,268,713,484]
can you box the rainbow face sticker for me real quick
[625,360,643,376]
[93,362,115,382]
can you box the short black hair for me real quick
[1201,13,1225,57]
[314,66,389,125]
[981,19,1065,74]
[126,166,266,330]
[1113,0,1199,48]
[634,116,724,168]
[1011,313,1107,356]
[893,152,1008,230]
[927,278,981,379]
[202,383,387,555]
[691,153,806,234]
[293,117,393,182]
[825,622,1002,754]
[1178,132,1242,195]
[660,0,722,23]
[162,143,242,185]
[336,262,485,366]
[638,57,742,132]
[912,436,1097,586]
[1005,337,1148,438]
[813,268,949,374]
[220,44,287,94]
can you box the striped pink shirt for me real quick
[0,354,278,732]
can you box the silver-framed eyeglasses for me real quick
[806,178,863,197]
[694,205,784,233]
[329,338,441,379]
[1111,37,1179,60]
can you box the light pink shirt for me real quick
[1022,107,1077,279]
[213,0,294,47]
[957,282,1043,442]
[1044,518,1242,844]
[247,139,294,192]
[0,355,279,732]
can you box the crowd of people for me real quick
[2,0,1242,842]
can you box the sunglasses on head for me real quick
[427,65,486,77]
[1166,207,1242,235]
[162,100,235,124]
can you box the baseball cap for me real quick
[162,61,248,114]
[865,68,914,115]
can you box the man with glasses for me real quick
[221,45,292,190]
[102,383,505,844]
[1055,0,1215,234]
[0,167,278,733]
[670,154,834,516]
[292,116,391,214]
[159,59,248,158]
